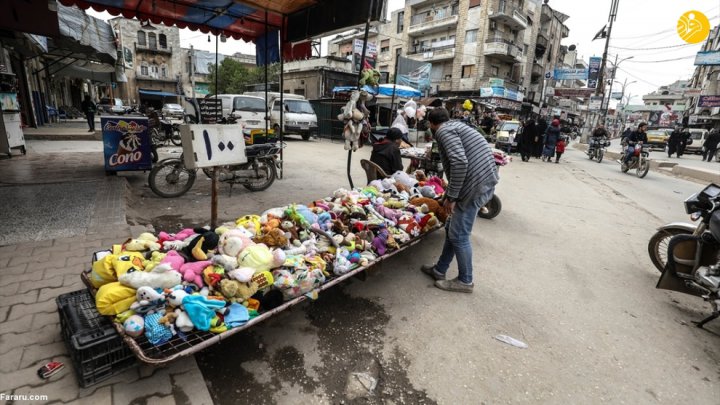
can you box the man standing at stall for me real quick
[81,95,97,132]
[421,107,498,293]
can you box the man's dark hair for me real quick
[428,107,450,125]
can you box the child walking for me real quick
[555,137,566,163]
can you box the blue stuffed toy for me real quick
[166,289,226,332]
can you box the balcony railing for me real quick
[135,43,173,54]
[408,10,459,35]
[410,8,459,26]
[408,43,456,61]
[489,6,528,31]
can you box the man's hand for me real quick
[442,198,456,215]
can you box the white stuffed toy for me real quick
[337,90,372,151]
[119,263,182,289]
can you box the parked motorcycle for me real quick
[148,141,285,198]
[655,183,720,328]
[620,143,650,178]
[587,137,610,163]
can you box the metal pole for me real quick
[190,45,196,98]
[389,52,400,125]
[215,35,219,122]
[602,54,618,123]
[346,0,375,190]
[264,10,269,137]
[211,168,219,228]
[279,15,285,180]
[595,0,620,98]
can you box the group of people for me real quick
[666,125,693,158]
[514,118,567,163]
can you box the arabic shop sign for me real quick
[698,95,720,107]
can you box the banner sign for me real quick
[694,51,720,65]
[353,39,377,72]
[479,87,524,102]
[554,88,595,97]
[698,95,720,107]
[588,57,602,88]
[611,92,622,99]
[101,117,152,172]
[553,68,588,80]
[684,88,701,96]
[589,96,603,110]
[397,63,431,91]
[181,125,247,169]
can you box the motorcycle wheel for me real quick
[597,149,604,163]
[647,227,694,272]
[243,159,277,192]
[636,158,650,178]
[588,150,593,160]
[148,158,196,198]
[170,127,182,146]
[477,194,502,220]
[150,146,158,163]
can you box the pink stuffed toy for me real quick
[160,250,185,271]
[374,203,403,223]
[158,228,195,244]
[425,176,445,195]
[178,260,212,288]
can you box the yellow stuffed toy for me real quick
[89,247,146,288]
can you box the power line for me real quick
[611,6,719,41]
[615,66,661,88]
[622,54,697,63]
[609,42,695,51]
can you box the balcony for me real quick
[135,74,177,82]
[483,39,522,63]
[430,79,453,93]
[536,32,548,49]
[488,7,528,31]
[408,10,459,36]
[135,43,173,55]
[408,40,456,62]
[531,62,543,79]
[541,4,553,23]
[561,25,569,38]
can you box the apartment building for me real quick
[338,0,569,115]
[685,25,720,126]
[111,18,184,107]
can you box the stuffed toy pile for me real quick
[88,180,447,346]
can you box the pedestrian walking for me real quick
[517,119,536,162]
[81,95,96,132]
[703,128,720,162]
[534,118,548,158]
[555,136,565,163]
[668,125,683,158]
[421,107,498,293]
[677,127,691,156]
[542,119,561,162]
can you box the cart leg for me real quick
[693,312,719,328]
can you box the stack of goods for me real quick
[87,179,447,345]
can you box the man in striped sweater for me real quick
[421,107,499,293]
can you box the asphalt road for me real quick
[32,138,719,403]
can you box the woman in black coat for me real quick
[533,118,548,158]
[517,119,537,162]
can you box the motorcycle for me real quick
[620,142,650,178]
[656,183,720,328]
[148,138,285,198]
[587,137,610,163]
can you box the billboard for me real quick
[353,39,377,72]
[554,88,594,97]
[589,96,603,110]
[588,57,602,88]
[698,95,720,107]
[553,68,588,80]
[611,92,622,99]
[694,51,720,65]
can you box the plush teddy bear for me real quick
[177,260,213,288]
[219,279,258,304]
[123,232,161,252]
[119,263,183,290]
[165,289,226,332]
[409,197,448,223]
[254,227,288,248]
[90,249,146,288]
[218,228,256,258]
[210,253,238,271]
[237,244,274,272]
[174,308,194,332]
[236,215,262,236]
[158,228,195,246]
[227,267,255,283]
[129,286,167,315]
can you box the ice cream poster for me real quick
[101,117,152,171]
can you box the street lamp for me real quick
[602,55,634,123]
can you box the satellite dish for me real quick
[568,44,576,51]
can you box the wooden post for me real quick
[211,167,219,228]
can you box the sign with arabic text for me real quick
[694,51,720,65]
[698,95,720,107]
[554,88,595,97]
[588,57,602,88]
[553,68,588,80]
[589,96,603,111]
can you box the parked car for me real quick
[97,98,127,115]
[494,120,521,152]
[645,129,670,150]
[685,128,708,154]
[161,103,185,119]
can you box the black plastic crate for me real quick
[56,289,137,388]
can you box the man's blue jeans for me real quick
[435,185,495,284]
[624,145,635,164]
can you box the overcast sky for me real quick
[90,0,719,105]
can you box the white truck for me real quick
[244,92,318,140]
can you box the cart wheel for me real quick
[477,194,501,220]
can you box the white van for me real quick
[686,128,709,154]
[244,92,318,140]
[212,94,267,130]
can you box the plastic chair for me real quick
[360,159,389,184]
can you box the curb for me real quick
[572,143,718,183]
[24,132,102,141]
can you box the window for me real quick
[381,46,389,53]
[161,65,167,78]
[137,31,146,46]
[469,0,482,8]
[465,29,478,43]
[140,64,148,75]
[381,39,390,53]
[462,65,475,78]
[293,89,305,96]
[148,33,157,49]
[490,65,499,76]
[452,3,460,15]
[395,47,402,59]
[159,34,167,49]
[397,11,404,33]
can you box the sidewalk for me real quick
[0,145,213,403]
[22,119,101,141]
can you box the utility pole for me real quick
[594,0,620,128]
[189,45,195,98]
